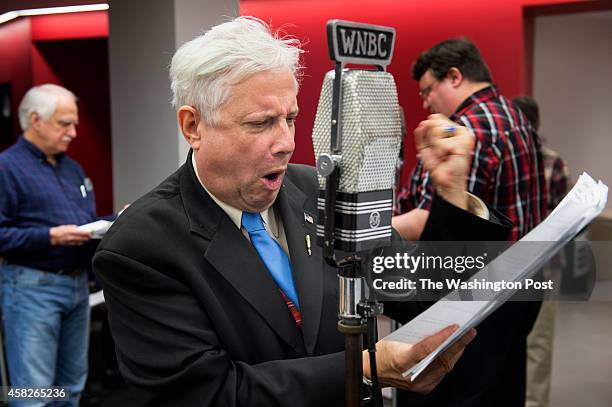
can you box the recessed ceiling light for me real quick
[0,4,109,25]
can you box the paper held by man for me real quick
[384,172,608,381]
[77,220,113,239]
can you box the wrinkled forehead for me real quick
[226,67,299,94]
[53,93,78,110]
[47,95,78,122]
[223,69,298,113]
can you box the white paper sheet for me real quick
[383,173,608,380]
[78,220,113,239]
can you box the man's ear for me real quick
[30,112,42,130]
[447,67,464,88]
[177,106,201,149]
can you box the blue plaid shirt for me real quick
[0,136,113,271]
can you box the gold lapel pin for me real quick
[305,234,312,256]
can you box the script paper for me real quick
[383,173,608,380]
[77,220,113,239]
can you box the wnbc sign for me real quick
[327,20,395,67]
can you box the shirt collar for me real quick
[451,85,499,121]
[18,136,65,164]
[190,153,278,236]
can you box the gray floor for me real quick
[379,295,612,407]
[549,300,612,407]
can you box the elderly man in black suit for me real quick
[93,17,510,406]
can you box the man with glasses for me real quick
[394,38,546,241]
[393,38,547,407]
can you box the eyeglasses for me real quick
[418,79,439,99]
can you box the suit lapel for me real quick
[204,218,306,355]
[179,152,305,355]
[276,176,324,356]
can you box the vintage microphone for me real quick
[312,20,402,407]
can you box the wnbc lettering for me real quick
[338,28,388,58]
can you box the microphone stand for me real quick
[319,60,384,407]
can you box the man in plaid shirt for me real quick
[395,39,547,407]
[394,40,547,242]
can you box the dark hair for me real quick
[512,96,540,130]
[411,38,493,83]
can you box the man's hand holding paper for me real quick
[364,325,477,393]
[50,224,92,246]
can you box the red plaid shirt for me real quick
[402,86,547,240]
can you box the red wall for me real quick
[0,11,113,215]
[31,38,113,216]
[30,10,108,41]
[241,0,609,182]
[0,18,32,149]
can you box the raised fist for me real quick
[414,114,474,210]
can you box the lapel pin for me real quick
[305,234,312,256]
[304,213,314,224]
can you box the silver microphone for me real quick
[314,22,401,405]
[312,68,402,253]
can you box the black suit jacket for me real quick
[94,155,509,406]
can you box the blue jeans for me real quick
[1,265,90,407]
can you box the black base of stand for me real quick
[338,322,366,406]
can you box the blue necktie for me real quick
[242,211,300,309]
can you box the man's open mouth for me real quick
[261,170,285,189]
[264,172,281,181]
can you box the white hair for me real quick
[18,84,77,131]
[169,16,303,127]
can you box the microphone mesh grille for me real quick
[312,70,402,193]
